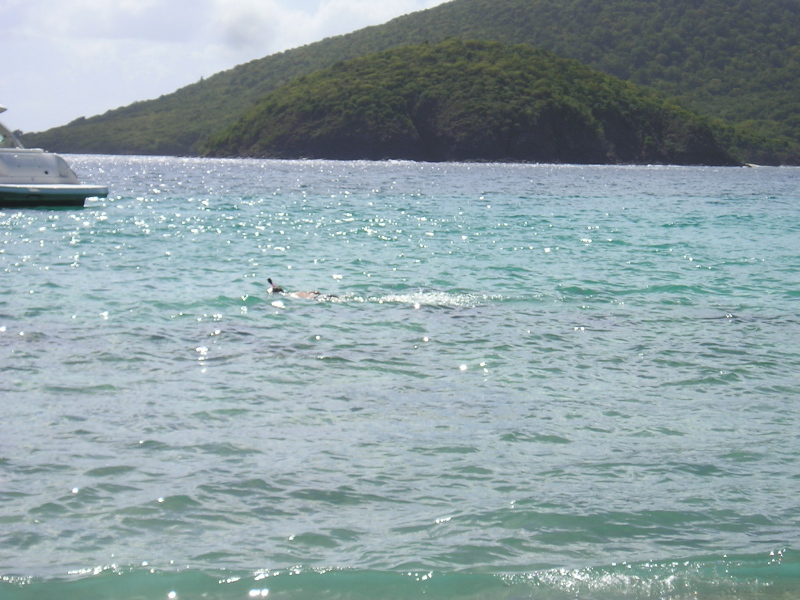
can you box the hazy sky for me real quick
[0,0,450,133]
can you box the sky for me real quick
[0,0,450,133]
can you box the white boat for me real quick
[0,106,108,208]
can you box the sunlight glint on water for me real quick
[1,157,799,599]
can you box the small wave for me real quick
[3,552,796,600]
[84,466,137,478]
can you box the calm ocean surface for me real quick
[1,157,799,599]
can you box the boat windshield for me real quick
[0,123,25,149]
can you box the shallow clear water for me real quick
[1,157,799,599]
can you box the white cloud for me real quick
[212,0,280,52]
[0,0,450,133]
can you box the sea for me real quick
[1,156,799,600]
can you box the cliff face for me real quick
[204,41,737,165]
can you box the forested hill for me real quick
[202,40,736,165]
[23,0,800,164]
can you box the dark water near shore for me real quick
[1,157,799,599]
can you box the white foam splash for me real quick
[367,291,486,308]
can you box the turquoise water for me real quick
[1,157,799,599]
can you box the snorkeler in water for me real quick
[267,277,337,300]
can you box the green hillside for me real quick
[203,40,736,165]
[22,0,800,163]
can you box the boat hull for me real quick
[0,184,109,208]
